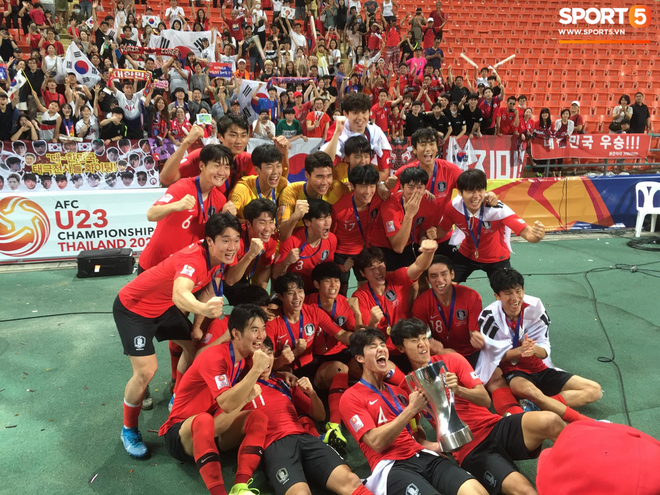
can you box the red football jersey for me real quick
[371,101,392,132]
[275,230,337,292]
[237,223,279,280]
[477,98,500,129]
[369,191,440,249]
[412,285,482,357]
[179,149,254,196]
[332,193,383,255]
[353,268,415,352]
[242,376,311,448]
[497,106,519,135]
[198,317,230,349]
[498,304,548,376]
[304,293,355,355]
[402,354,500,464]
[439,198,528,263]
[159,342,246,434]
[119,241,217,318]
[266,304,343,368]
[139,178,228,270]
[340,381,422,470]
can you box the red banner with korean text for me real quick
[530,134,651,160]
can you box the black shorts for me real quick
[263,434,346,495]
[387,451,474,495]
[113,296,192,356]
[381,244,417,272]
[452,251,511,284]
[461,413,540,494]
[334,253,366,286]
[292,348,354,379]
[136,262,146,275]
[163,420,195,463]
[505,368,574,397]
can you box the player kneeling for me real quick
[243,337,374,495]
[391,318,565,495]
[158,305,271,495]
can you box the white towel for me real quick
[474,295,554,383]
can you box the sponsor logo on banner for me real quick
[0,196,51,257]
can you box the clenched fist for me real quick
[281,345,295,364]
[418,239,439,253]
[293,199,309,220]
[176,194,196,211]
[249,238,265,257]
[203,296,224,319]
[293,338,308,356]
[252,349,271,373]
[222,200,237,216]
[286,248,300,265]
[369,306,384,326]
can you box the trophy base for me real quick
[439,426,474,452]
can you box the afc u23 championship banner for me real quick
[0,140,160,193]
[531,133,651,160]
[0,189,162,262]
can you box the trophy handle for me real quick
[440,369,456,409]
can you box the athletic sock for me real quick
[562,406,593,423]
[235,410,267,485]
[169,342,182,382]
[329,373,349,424]
[299,415,319,436]
[123,399,142,429]
[551,394,566,405]
[351,485,375,495]
[492,388,524,415]
[192,414,226,495]
[385,366,406,387]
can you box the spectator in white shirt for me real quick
[164,0,185,28]
[252,109,276,139]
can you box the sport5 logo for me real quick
[0,196,51,257]
[559,6,651,28]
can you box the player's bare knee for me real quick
[334,361,349,375]
[586,381,603,403]
[134,366,157,385]
[546,413,566,439]
[459,478,489,495]
[512,484,537,495]
[285,483,312,495]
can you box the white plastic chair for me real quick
[634,181,660,237]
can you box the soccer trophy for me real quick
[406,360,473,452]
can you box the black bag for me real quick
[77,248,135,278]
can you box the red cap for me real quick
[537,421,660,495]
[294,91,303,98]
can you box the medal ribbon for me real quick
[462,202,484,256]
[359,378,411,434]
[257,377,292,401]
[284,314,304,347]
[228,342,244,385]
[298,228,323,260]
[433,286,456,334]
[368,283,391,329]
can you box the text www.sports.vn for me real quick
[558,28,626,35]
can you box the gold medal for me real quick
[387,326,392,335]
[475,249,479,259]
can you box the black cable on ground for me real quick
[0,311,112,323]
[627,235,660,251]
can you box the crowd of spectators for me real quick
[0,0,653,162]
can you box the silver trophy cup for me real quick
[405,360,473,452]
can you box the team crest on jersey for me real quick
[371,208,379,219]
[482,221,492,229]
[385,289,397,302]
[320,250,329,261]
[336,316,347,327]
[304,323,316,336]
[437,181,447,193]
[276,468,289,484]
[415,216,426,226]
[396,394,409,406]
[456,309,467,321]
[406,484,420,495]
[134,336,146,351]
